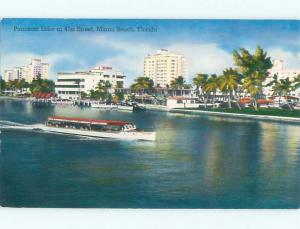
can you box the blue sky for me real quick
[1,19,300,85]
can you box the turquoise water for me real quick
[0,98,299,208]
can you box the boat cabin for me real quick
[46,116,136,132]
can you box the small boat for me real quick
[126,102,146,111]
[51,99,74,105]
[42,116,156,141]
[91,102,117,110]
[134,104,146,111]
[117,104,134,111]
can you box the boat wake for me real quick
[0,122,108,142]
[0,120,44,131]
[0,120,25,126]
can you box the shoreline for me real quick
[143,104,300,123]
[1,96,300,123]
[168,108,300,123]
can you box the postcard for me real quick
[0,18,299,208]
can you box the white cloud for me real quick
[268,48,300,69]
[167,43,233,76]
[80,35,234,85]
[81,35,153,82]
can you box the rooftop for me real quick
[48,116,130,126]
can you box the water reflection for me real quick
[0,98,299,208]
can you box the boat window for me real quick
[47,120,124,132]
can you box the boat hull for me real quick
[41,126,156,141]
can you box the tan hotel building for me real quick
[144,49,187,87]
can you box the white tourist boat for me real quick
[36,116,156,141]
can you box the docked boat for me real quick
[51,99,74,105]
[41,116,155,141]
[117,104,134,111]
[90,102,117,110]
[125,102,146,112]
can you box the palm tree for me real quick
[7,79,18,92]
[170,76,186,96]
[0,79,6,92]
[265,74,278,87]
[242,76,261,109]
[16,79,30,94]
[205,74,219,105]
[130,77,154,103]
[219,68,240,109]
[89,89,99,100]
[80,91,88,99]
[96,81,112,101]
[116,81,123,88]
[293,74,300,91]
[30,78,55,94]
[113,91,124,103]
[193,73,209,100]
[233,46,273,110]
[273,78,293,110]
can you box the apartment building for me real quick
[144,49,187,87]
[3,58,50,82]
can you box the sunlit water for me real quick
[0,98,299,208]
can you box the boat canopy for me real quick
[48,116,130,126]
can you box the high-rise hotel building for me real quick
[144,49,187,87]
[3,58,50,82]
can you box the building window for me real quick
[55,85,81,88]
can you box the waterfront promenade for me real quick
[142,105,300,123]
[168,108,300,123]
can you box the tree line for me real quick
[192,46,300,110]
[130,46,300,110]
[0,74,55,94]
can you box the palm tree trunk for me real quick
[253,98,258,111]
[235,89,241,110]
[236,101,241,110]
[279,94,281,106]
[228,93,232,109]
[196,86,200,97]
[285,94,293,110]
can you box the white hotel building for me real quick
[55,66,125,100]
[144,49,187,87]
[3,58,50,82]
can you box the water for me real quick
[0,98,299,208]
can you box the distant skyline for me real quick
[1,19,300,85]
